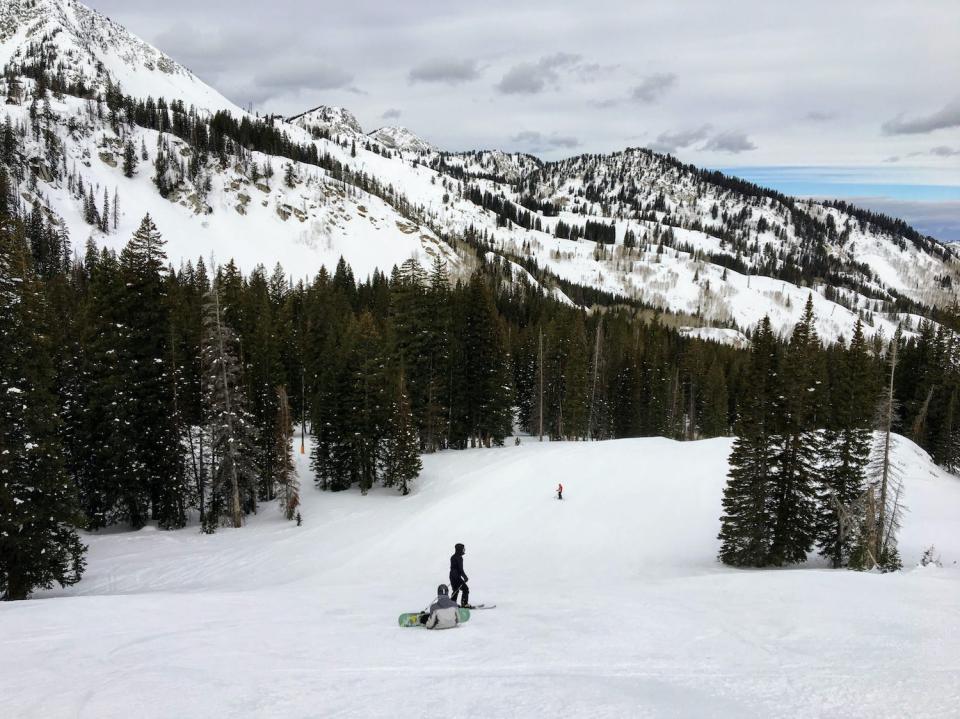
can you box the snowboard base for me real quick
[398,607,471,627]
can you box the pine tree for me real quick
[718,317,779,566]
[390,259,431,446]
[153,143,170,197]
[817,320,873,567]
[119,215,186,529]
[68,247,137,528]
[768,296,823,565]
[341,312,388,494]
[202,280,259,530]
[122,139,137,178]
[100,189,109,233]
[246,267,283,502]
[423,256,451,451]
[449,274,512,447]
[381,369,422,495]
[700,360,729,437]
[938,387,960,475]
[0,218,86,600]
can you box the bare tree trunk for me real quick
[880,478,903,558]
[864,485,878,568]
[911,385,936,443]
[876,338,898,561]
[212,286,243,528]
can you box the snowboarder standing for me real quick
[557,483,563,500]
[418,584,462,629]
[450,543,470,608]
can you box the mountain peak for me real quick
[366,125,434,153]
[288,105,363,138]
[0,0,238,113]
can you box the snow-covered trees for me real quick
[0,192,954,578]
[448,273,513,448]
[202,280,259,530]
[0,213,86,600]
[66,215,186,530]
[119,215,187,529]
[380,370,422,495]
[721,300,845,568]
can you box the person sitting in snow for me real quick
[418,584,462,629]
[450,543,471,608]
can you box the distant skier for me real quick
[418,584,462,629]
[450,543,471,608]
[557,483,563,500]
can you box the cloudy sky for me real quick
[90,0,960,239]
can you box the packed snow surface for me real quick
[2,436,959,718]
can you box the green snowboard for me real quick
[398,607,471,627]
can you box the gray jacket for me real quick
[425,594,460,629]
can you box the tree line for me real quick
[2,217,959,600]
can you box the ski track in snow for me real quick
[1,435,959,718]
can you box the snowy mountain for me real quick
[0,0,239,113]
[1,0,957,345]
[366,125,435,153]
[3,432,959,717]
[0,0,460,280]
[288,104,363,139]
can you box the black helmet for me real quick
[455,543,465,554]
[437,584,449,596]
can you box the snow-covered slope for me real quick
[2,92,458,279]
[2,434,958,718]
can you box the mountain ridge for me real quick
[0,0,956,346]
